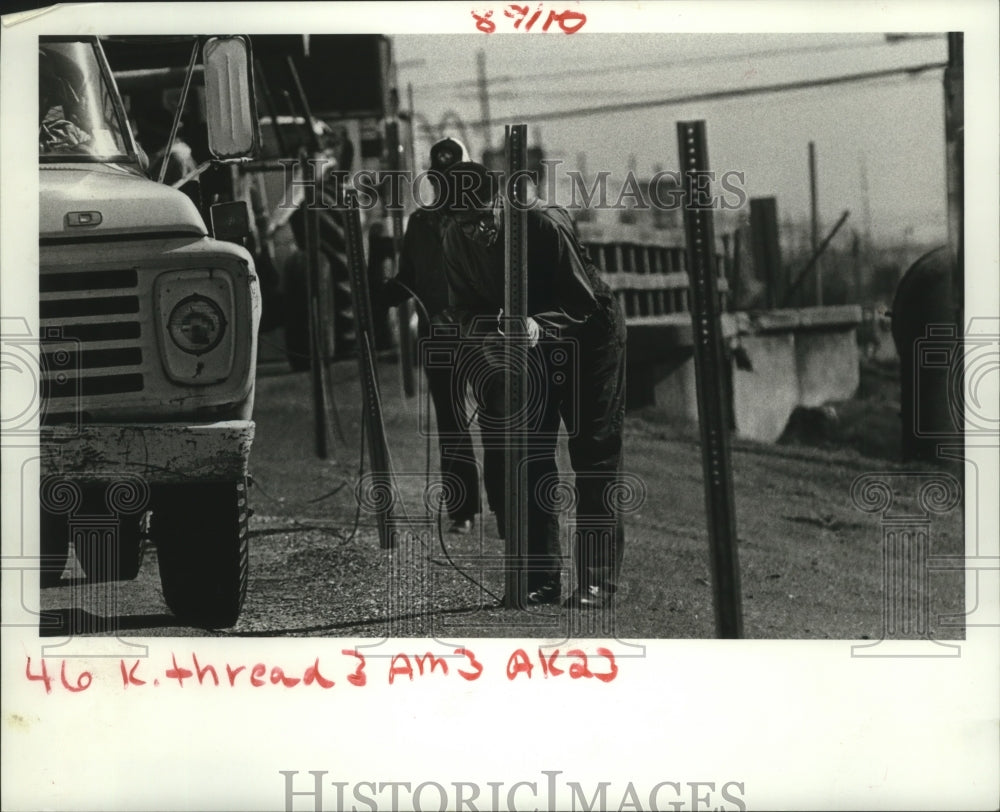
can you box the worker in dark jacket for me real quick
[381,138,495,534]
[440,161,626,609]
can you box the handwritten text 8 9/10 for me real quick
[473,5,587,34]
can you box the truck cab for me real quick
[38,35,261,628]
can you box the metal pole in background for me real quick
[808,140,822,306]
[477,50,494,154]
[677,120,744,639]
[406,83,418,174]
[285,54,330,459]
[781,210,851,309]
[504,123,529,608]
[343,189,395,548]
[385,119,416,398]
[749,197,783,308]
[253,58,287,159]
[157,40,200,186]
[302,157,328,459]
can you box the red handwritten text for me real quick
[26,657,93,694]
[473,4,586,34]
[388,648,483,684]
[26,646,619,693]
[506,647,618,681]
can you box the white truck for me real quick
[38,35,261,628]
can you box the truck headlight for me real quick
[168,295,227,354]
[155,270,236,385]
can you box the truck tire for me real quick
[891,245,959,462]
[76,521,143,583]
[152,480,249,628]
[40,479,144,584]
[39,509,70,587]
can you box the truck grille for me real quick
[40,267,148,418]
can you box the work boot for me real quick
[448,517,475,534]
[526,580,561,605]
[562,585,610,609]
[500,579,561,608]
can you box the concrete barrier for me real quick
[734,306,862,442]
[584,234,863,443]
[626,305,863,443]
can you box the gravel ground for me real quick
[40,335,966,640]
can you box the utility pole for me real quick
[620,153,638,223]
[858,152,874,250]
[808,141,822,305]
[406,83,417,173]
[476,49,494,154]
[575,151,594,222]
[858,152,873,301]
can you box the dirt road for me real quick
[41,344,966,641]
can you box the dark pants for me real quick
[479,297,627,591]
[424,337,481,522]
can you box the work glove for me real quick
[481,316,540,370]
[378,277,411,309]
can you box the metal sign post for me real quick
[504,124,529,608]
[301,158,329,459]
[385,119,416,398]
[676,120,744,638]
[342,189,395,548]
[284,54,331,460]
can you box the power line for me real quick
[459,72,939,103]
[411,37,938,91]
[457,62,946,128]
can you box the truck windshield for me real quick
[39,40,132,162]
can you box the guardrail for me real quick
[582,240,729,319]
[582,239,863,443]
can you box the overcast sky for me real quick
[393,32,950,245]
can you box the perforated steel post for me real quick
[677,120,744,638]
[504,124,529,608]
[284,54,329,458]
[385,119,416,397]
[343,189,394,548]
[302,163,328,459]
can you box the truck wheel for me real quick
[39,509,70,587]
[152,480,249,628]
[39,480,144,584]
[76,521,143,583]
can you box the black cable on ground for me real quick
[255,279,504,604]
[384,280,502,603]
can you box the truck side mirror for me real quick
[202,36,259,159]
[210,200,251,244]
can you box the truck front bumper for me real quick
[40,421,255,483]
